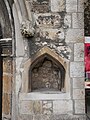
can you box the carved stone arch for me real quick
[22,46,69,93]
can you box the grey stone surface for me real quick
[74,43,84,61]
[64,14,72,28]
[66,29,84,43]
[74,100,85,114]
[19,101,33,114]
[72,13,84,29]
[19,115,33,120]
[78,0,84,12]
[73,89,85,99]
[73,78,84,89]
[66,0,77,12]
[53,100,73,114]
[51,0,65,12]
[70,62,84,77]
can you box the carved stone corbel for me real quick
[20,20,35,38]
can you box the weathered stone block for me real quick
[73,89,85,99]
[2,94,11,115]
[73,78,84,89]
[72,13,84,29]
[19,115,33,120]
[74,43,84,61]
[53,100,73,114]
[19,101,33,114]
[3,75,12,94]
[70,62,84,77]
[3,58,12,73]
[33,101,42,114]
[66,0,77,12]
[64,14,72,28]
[78,0,84,12]
[42,101,53,114]
[74,100,85,114]
[51,0,65,12]
[66,29,84,43]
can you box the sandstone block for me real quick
[73,89,85,99]
[72,13,84,29]
[66,29,84,43]
[19,101,33,114]
[66,0,77,12]
[70,62,84,77]
[53,100,73,114]
[74,100,85,114]
[73,78,84,89]
[78,0,84,12]
[74,43,84,61]
[51,0,65,12]
[33,101,42,114]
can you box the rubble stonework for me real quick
[1,0,85,120]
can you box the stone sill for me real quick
[19,92,71,100]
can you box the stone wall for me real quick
[12,0,85,120]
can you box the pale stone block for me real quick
[53,100,73,114]
[72,13,84,29]
[74,100,85,114]
[19,115,33,120]
[19,101,33,114]
[78,0,84,12]
[73,89,85,99]
[73,78,84,89]
[66,29,84,43]
[33,101,42,114]
[70,62,84,77]
[64,14,72,28]
[51,0,65,12]
[66,0,77,12]
[74,43,84,61]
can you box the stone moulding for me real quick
[20,20,35,38]
[22,46,70,93]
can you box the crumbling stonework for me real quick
[0,0,86,120]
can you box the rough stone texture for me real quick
[33,101,42,114]
[73,78,84,89]
[53,100,73,114]
[74,100,85,114]
[2,94,11,115]
[70,62,84,77]
[74,43,84,61]
[51,0,65,12]
[20,101,33,114]
[66,29,84,43]
[78,0,84,12]
[3,75,12,94]
[72,13,84,29]
[66,0,77,12]
[42,101,53,114]
[73,89,85,99]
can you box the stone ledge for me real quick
[19,92,71,101]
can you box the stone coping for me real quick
[19,92,71,100]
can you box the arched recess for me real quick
[22,46,69,93]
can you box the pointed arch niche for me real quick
[22,46,69,93]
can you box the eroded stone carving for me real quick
[20,20,35,38]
